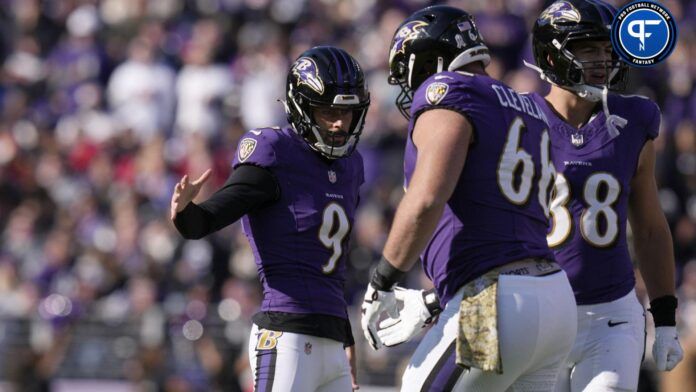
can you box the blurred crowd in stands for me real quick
[0,0,694,391]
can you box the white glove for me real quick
[377,287,435,347]
[361,284,398,350]
[653,326,683,371]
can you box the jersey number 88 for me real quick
[547,172,621,248]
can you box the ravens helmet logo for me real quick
[292,57,325,95]
[389,21,429,65]
[540,1,581,25]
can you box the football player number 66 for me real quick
[319,203,350,274]
[496,117,555,216]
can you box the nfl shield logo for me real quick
[426,82,449,105]
[304,342,312,355]
[238,138,257,162]
[328,170,337,183]
[571,133,584,147]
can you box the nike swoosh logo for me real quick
[607,320,628,327]
[250,130,263,135]
[434,75,453,80]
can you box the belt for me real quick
[495,258,561,277]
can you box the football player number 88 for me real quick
[319,202,350,274]
[547,172,621,248]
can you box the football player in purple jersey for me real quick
[360,6,577,391]
[522,0,683,390]
[170,46,369,391]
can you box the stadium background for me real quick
[0,0,694,390]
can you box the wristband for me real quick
[649,295,678,327]
[369,257,405,291]
[422,288,442,324]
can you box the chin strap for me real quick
[602,86,626,139]
[524,60,626,139]
[522,60,554,85]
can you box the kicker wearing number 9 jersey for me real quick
[171,46,369,391]
[360,6,577,391]
[238,123,363,392]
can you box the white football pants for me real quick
[554,289,646,392]
[402,271,577,392]
[248,324,352,392]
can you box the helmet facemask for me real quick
[285,84,369,159]
[539,33,628,102]
[532,0,629,103]
[389,50,447,119]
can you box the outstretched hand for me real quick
[170,169,212,220]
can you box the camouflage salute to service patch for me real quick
[457,268,502,374]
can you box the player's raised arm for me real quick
[170,169,211,220]
[171,164,279,239]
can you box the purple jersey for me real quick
[406,72,555,306]
[231,126,364,318]
[528,93,660,305]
